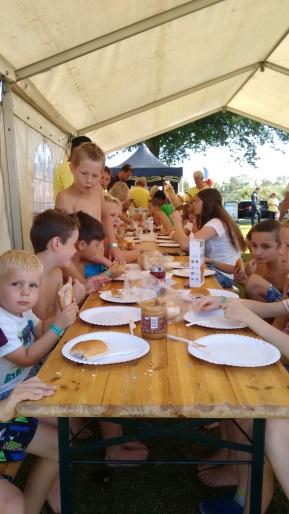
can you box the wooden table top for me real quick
[18,262,289,419]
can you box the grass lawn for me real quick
[238,220,251,239]
[17,422,289,514]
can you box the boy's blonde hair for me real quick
[109,181,129,202]
[70,142,105,167]
[135,177,147,187]
[104,193,122,206]
[0,250,43,279]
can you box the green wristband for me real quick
[108,242,118,249]
[220,296,227,304]
[50,324,65,338]
[104,269,112,277]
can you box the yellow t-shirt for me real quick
[185,184,208,202]
[128,186,150,208]
[53,161,73,199]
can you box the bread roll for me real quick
[190,287,209,297]
[58,282,73,309]
[70,339,108,359]
[110,288,122,297]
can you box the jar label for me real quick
[141,314,167,334]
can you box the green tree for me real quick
[142,112,289,166]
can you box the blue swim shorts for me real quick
[0,416,38,463]
[265,284,282,303]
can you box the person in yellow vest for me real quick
[185,170,208,202]
[53,135,91,198]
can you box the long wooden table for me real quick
[18,265,289,513]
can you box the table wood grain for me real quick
[18,264,289,419]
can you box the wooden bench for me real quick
[0,461,22,479]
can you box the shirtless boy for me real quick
[55,142,124,263]
[236,220,286,302]
[30,209,107,323]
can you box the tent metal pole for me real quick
[227,107,289,134]
[264,62,289,77]
[2,80,23,249]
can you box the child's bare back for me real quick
[33,267,63,321]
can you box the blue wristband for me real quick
[50,324,65,338]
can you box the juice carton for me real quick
[189,237,205,287]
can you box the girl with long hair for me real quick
[171,188,246,287]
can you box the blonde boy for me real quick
[0,250,76,396]
[0,250,76,514]
[55,142,124,263]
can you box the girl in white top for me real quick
[171,188,246,287]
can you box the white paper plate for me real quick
[183,288,239,300]
[207,289,239,299]
[100,288,156,304]
[204,269,216,276]
[173,268,215,278]
[167,262,189,269]
[173,268,190,277]
[188,334,280,367]
[184,309,246,329]
[126,263,141,270]
[158,242,180,247]
[62,331,150,365]
[80,306,141,326]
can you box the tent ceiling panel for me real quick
[0,0,185,69]
[229,68,289,133]
[12,93,68,148]
[269,33,289,68]
[0,0,289,154]
[26,0,289,133]
[87,71,252,153]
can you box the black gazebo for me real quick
[112,143,183,191]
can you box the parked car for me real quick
[238,200,269,219]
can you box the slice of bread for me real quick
[70,339,108,359]
[58,282,73,309]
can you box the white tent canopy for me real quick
[1,0,289,150]
[0,0,289,248]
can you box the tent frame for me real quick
[2,81,23,248]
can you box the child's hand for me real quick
[1,378,55,422]
[72,279,86,303]
[92,255,112,268]
[110,246,126,265]
[108,263,126,278]
[234,265,248,284]
[56,300,78,329]
[223,301,248,323]
[85,275,110,294]
[195,296,222,312]
[246,258,258,276]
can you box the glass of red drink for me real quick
[150,266,166,280]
